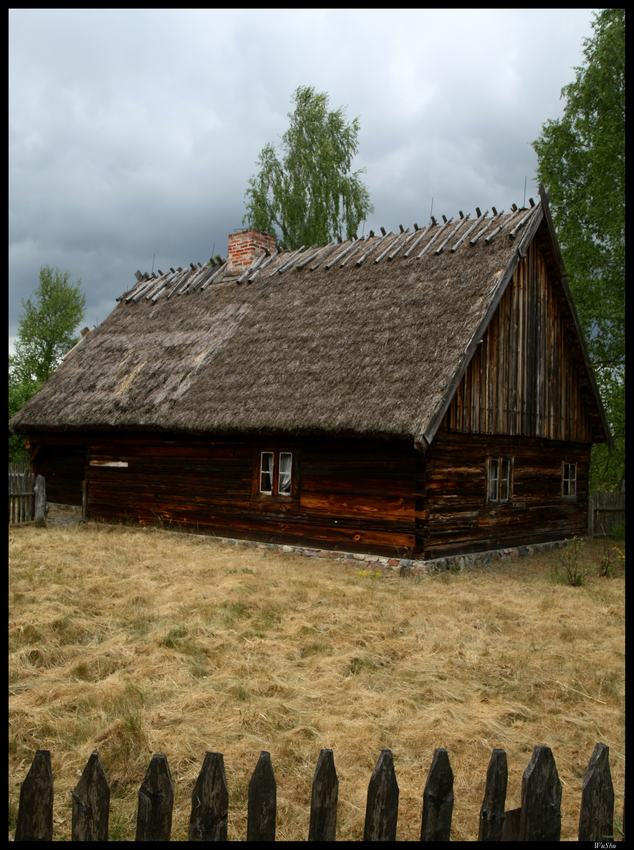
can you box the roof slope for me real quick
[12,199,597,446]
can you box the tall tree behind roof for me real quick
[243,85,373,249]
[9,265,86,460]
[533,9,624,490]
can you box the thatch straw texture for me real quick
[10,207,542,443]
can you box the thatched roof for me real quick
[9,192,608,447]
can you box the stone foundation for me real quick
[203,534,572,575]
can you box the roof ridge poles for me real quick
[176,265,206,295]
[295,244,329,270]
[188,261,220,292]
[308,241,340,271]
[145,268,181,302]
[485,211,513,243]
[324,238,359,269]
[402,225,430,258]
[236,249,269,284]
[469,210,504,246]
[286,244,321,271]
[416,218,454,258]
[508,204,539,239]
[450,214,486,252]
[166,267,196,298]
[247,249,280,282]
[434,217,470,255]
[270,245,306,276]
[126,275,158,302]
[374,230,409,264]
[355,232,392,266]
[339,236,369,267]
[200,261,229,290]
[387,228,419,260]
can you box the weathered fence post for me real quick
[34,474,46,526]
[421,747,454,841]
[247,751,276,841]
[478,748,507,841]
[588,492,595,538]
[502,807,521,840]
[578,742,614,841]
[15,749,54,841]
[71,751,110,841]
[364,748,399,841]
[308,748,338,841]
[519,745,561,841]
[188,751,229,841]
[135,753,173,841]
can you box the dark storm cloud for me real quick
[9,8,596,344]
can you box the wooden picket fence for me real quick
[8,463,35,525]
[8,465,47,526]
[13,742,620,841]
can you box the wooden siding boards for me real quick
[82,435,419,558]
[423,431,590,559]
[441,241,593,444]
[29,427,590,560]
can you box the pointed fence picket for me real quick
[12,742,622,841]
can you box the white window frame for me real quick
[258,450,293,497]
[562,462,577,498]
[278,452,293,497]
[259,451,274,495]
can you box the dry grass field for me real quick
[9,521,625,841]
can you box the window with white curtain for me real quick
[278,452,293,496]
[258,450,293,497]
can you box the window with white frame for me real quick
[487,456,512,503]
[260,452,274,494]
[259,450,293,497]
[562,462,577,498]
[278,452,293,496]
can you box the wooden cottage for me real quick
[10,186,610,559]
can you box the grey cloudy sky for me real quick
[9,8,597,347]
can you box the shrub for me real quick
[554,537,590,587]
[598,539,625,578]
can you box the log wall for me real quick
[27,429,591,559]
[423,430,591,559]
[443,240,594,443]
[82,434,419,557]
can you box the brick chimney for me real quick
[227,229,277,272]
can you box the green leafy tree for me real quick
[533,9,625,490]
[9,266,86,460]
[244,85,373,248]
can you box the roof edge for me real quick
[537,184,612,446]
[419,203,545,448]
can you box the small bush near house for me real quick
[598,538,625,578]
[552,536,590,586]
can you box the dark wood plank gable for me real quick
[443,240,593,443]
